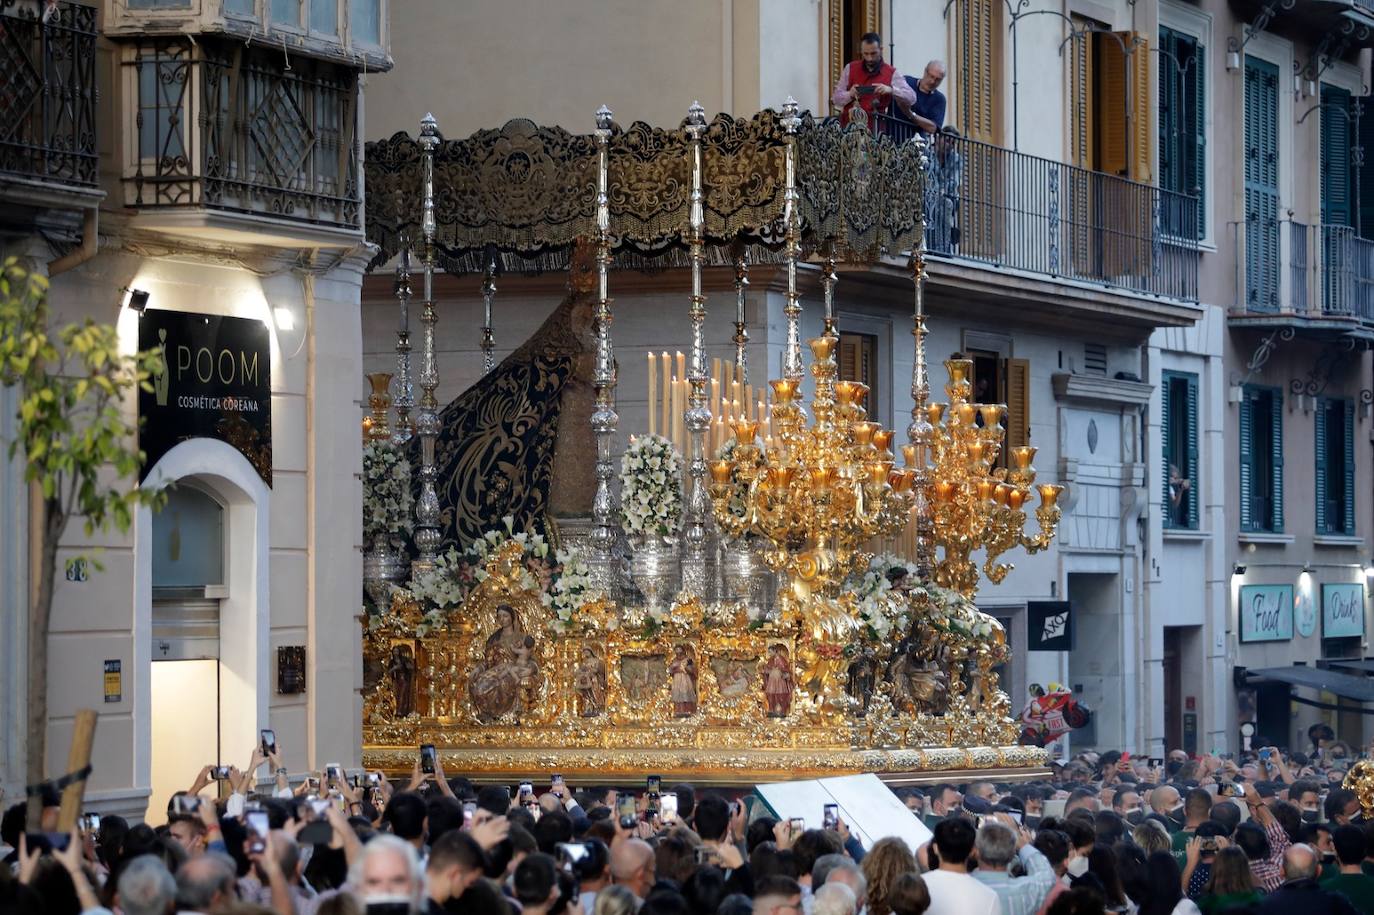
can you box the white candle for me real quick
[648,352,657,437]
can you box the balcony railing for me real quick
[1244,220,1374,323]
[866,114,1199,303]
[0,0,98,187]
[124,38,360,230]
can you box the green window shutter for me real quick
[1344,398,1357,535]
[1315,397,1329,534]
[1159,27,1179,197]
[1158,28,1206,240]
[1321,85,1353,228]
[1161,374,1173,527]
[1186,374,1200,528]
[1239,388,1254,532]
[1245,57,1280,310]
[1191,41,1206,240]
[1271,388,1284,533]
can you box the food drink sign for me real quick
[138,311,272,486]
[1238,584,1293,643]
[1322,583,1365,639]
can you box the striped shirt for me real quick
[974,846,1058,915]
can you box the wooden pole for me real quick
[56,709,97,833]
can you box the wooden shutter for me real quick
[1005,358,1031,450]
[1096,32,1130,177]
[839,335,861,382]
[1239,388,1254,532]
[1244,57,1281,311]
[1158,28,1181,197]
[1130,33,1152,183]
[1270,389,1284,533]
[1322,84,1353,227]
[1315,397,1329,533]
[1344,398,1356,534]
[1189,41,1206,239]
[1069,20,1094,170]
[1185,373,1200,528]
[958,0,1002,144]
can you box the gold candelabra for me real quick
[912,357,1062,596]
[709,331,914,606]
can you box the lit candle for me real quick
[676,351,686,386]
[648,352,657,436]
[661,352,671,440]
[711,376,721,424]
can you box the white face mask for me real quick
[1067,856,1090,877]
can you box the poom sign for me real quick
[1238,584,1294,643]
[138,311,272,486]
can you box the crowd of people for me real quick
[5,738,1374,915]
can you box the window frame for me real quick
[1239,383,1284,534]
[1158,0,1214,249]
[1161,370,1199,530]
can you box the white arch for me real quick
[135,438,271,812]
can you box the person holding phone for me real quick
[831,32,916,127]
[692,795,750,893]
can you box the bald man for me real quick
[610,838,656,904]
[1254,844,1360,915]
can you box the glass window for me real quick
[271,0,300,25]
[1316,397,1355,535]
[350,0,380,45]
[137,49,187,163]
[127,0,192,7]
[225,0,255,15]
[1162,371,1198,529]
[310,0,336,34]
[1240,385,1283,533]
[152,487,226,588]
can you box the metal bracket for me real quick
[1234,325,1296,389]
[1226,0,1297,57]
[1288,338,1356,398]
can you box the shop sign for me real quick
[1322,583,1365,639]
[138,311,272,486]
[1238,584,1293,643]
[1027,601,1073,651]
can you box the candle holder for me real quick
[588,105,622,592]
[412,112,443,574]
[392,247,415,444]
[364,372,394,443]
[681,101,715,601]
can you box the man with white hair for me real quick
[813,881,858,915]
[813,852,867,906]
[117,855,178,915]
[350,833,426,912]
[1255,843,1361,915]
[971,819,1055,915]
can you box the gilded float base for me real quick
[361,741,1049,787]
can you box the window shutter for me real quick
[1158,27,1178,195]
[1239,389,1254,532]
[1130,33,1152,184]
[1244,57,1280,310]
[1271,389,1284,533]
[958,0,1002,144]
[1160,376,1173,525]
[1096,32,1130,177]
[1315,398,1329,534]
[1186,374,1200,528]
[1190,40,1207,239]
[1321,84,1353,228]
[1005,358,1031,450]
[1344,398,1357,535]
[839,336,861,382]
[1070,23,1094,170]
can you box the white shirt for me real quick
[922,869,1002,915]
[1172,899,1202,915]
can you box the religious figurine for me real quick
[846,646,877,715]
[718,659,752,698]
[386,643,417,718]
[573,646,607,717]
[668,644,698,717]
[889,643,947,715]
[468,604,542,720]
[763,644,794,717]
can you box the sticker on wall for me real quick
[1322,583,1365,639]
[1295,590,1317,638]
[1238,584,1294,643]
[103,659,121,703]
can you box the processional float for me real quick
[356,102,1063,784]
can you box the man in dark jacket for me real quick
[1257,844,1360,915]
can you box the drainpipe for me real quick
[48,207,98,277]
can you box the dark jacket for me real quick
[1256,878,1361,915]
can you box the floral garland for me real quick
[620,434,683,540]
[850,552,918,640]
[362,441,414,549]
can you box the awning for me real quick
[1329,659,1374,675]
[1244,666,1374,702]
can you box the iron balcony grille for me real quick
[867,113,1200,304]
[0,0,98,187]
[1243,220,1374,323]
[124,38,360,230]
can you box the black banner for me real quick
[138,311,272,486]
[1027,601,1073,652]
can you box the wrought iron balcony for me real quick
[1236,219,1374,332]
[0,0,98,188]
[123,38,360,231]
[868,114,1200,304]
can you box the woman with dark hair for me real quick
[1196,848,1259,914]
[888,872,931,915]
[1139,851,1201,915]
[1087,844,1131,913]
[1117,843,1149,911]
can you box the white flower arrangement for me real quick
[620,434,683,540]
[401,516,556,627]
[849,553,919,641]
[548,546,606,632]
[362,441,414,549]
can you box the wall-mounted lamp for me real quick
[1227,50,1241,71]
[1233,563,1248,576]
[123,288,150,315]
[272,306,295,331]
[1300,562,1313,581]
[1364,561,1374,578]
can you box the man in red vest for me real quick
[832,32,916,127]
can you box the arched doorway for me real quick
[137,440,270,824]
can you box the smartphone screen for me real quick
[618,795,638,829]
[260,729,277,755]
[419,744,436,774]
[247,811,269,838]
[463,802,476,826]
[558,842,588,865]
[551,774,564,788]
[326,763,342,783]
[647,775,661,794]
[661,793,678,821]
[823,803,839,831]
[210,766,230,780]
[789,817,805,833]
[519,781,534,800]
